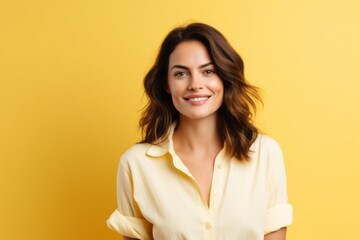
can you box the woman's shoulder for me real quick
[119,140,170,165]
[119,142,153,165]
[253,133,282,149]
[251,133,283,159]
[122,142,152,156]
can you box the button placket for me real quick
[205,222,212,230]
[204,159,223,240]
[203,213,214,239]
[210,157,225,211]
[203,214,216,240]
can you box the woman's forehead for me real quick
[168,41,211,68]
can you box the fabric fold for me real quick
[107,209,152,240]
[264,203,293,234]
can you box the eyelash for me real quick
[174,72,188,78]
[173,69,215,78]
[204,69,215,75]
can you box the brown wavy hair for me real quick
[139,22,262,161]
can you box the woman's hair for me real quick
[139,22,262,161]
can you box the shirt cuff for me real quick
[107,209,152,240]
[264,203,293,234]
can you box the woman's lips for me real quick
[185,96,209,101]
[183,96,211,105]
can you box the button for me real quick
[217,164,223,169]
[205,223,212,229]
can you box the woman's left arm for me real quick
[264,227,287,240]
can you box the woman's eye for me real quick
[174,72,188,78]
[204,69,215,75]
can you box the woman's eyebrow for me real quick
[198,62,213,69]
[170,62,214,70]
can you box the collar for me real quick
[145,122,177,157]
[145,122,228,179]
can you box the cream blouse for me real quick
[107,124,293,239]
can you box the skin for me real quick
[167,40,224,123]
[265,227,287,240]
[122,40,287,239]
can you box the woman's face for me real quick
[167,40,224,121]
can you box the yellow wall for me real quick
[1,0,359,239]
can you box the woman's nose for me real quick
[187,74,203,91]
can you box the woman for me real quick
[107,22,293,240]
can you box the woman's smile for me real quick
[167,40,223,120]
[184,95,211,105]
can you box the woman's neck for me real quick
[173,115,223,153]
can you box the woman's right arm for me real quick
[112,156,152,240]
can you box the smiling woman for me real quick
[107,23,293,240]
[167,41,224,121]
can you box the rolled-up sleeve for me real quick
[107,157,152,239]
[107,209,152,239]
[264,139,293,234]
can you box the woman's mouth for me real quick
[184,96,210,102]
[183,96,211,105]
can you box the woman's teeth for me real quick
[188,97,208,101]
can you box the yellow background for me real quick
[1,0,359,239]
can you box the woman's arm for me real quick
[264,227,287,240]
